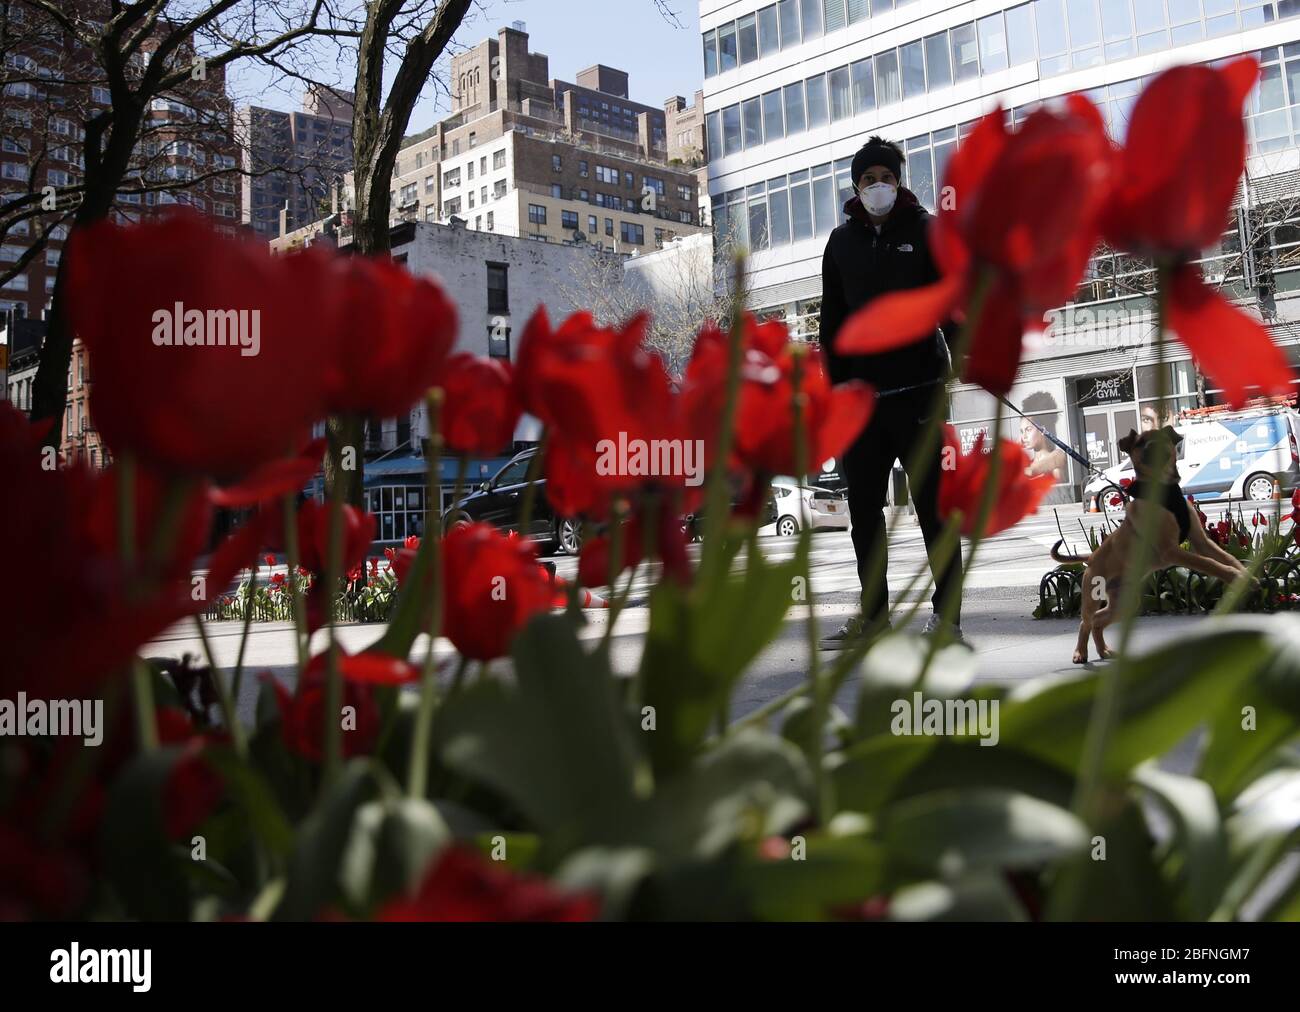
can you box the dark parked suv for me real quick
[442,448,583,555]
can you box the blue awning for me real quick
[360,454,516,488]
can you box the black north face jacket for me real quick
[818,187,954,391]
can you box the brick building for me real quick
[0,0,242,466]
[384,25,709,254]
[237,85,354,240]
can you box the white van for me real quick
[1083,405,1300,513]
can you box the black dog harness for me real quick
[1128,479,1191,542]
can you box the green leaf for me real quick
[338,797,451,912]
[272,760,391,920]
[639,538,807,776]
[101,748,192,921]
[887,872,1029,921]
[737,834,889,921]
[202,746,296,862]
[1199,620,1300,801]
[435,614,640,845]
[625,728,811,862]
[997,623,1273,778]
[1046,795,1179,921]
[878,788,1088,876]
[1131,763,1228,920]
[1217,767,1300,919]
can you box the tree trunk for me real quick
[31,103,143,452]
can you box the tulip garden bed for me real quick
[1035,503,1300,619]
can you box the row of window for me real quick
[527,204,650,245]
[713,45,1300,252]
[706,0,1299,81]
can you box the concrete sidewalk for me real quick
[144,589,1209,727]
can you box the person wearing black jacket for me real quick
[817,137,964,648]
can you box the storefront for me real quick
[361,453,519,545]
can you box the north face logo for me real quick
[896,243,914,252]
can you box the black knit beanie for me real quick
[851,137,904,187]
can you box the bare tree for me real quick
[5,0,329,452]
[559,221,742,379]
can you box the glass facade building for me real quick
[700,0,1300,502]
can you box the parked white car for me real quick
[767,477,851,536]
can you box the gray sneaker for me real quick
[818,614,890,650]
[923,613,967,646]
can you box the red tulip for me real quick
[376,846,598,921]
[266,668,380,763]
[685,316,875,478]
[938,426,1054,538]
[578,497,691,587]
[65,211,334,481]
[837,98,1114,396]
[0,405,225,699]
[441,354,521,455]
[162,741,224,841]
[1101,59,1290,406]
[296,500,376,577]
[441,523,552,660]
[323,254,458,419]
[1102,60,1258,257]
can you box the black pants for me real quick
[844,384,963,626]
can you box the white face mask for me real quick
[860,182,897,217]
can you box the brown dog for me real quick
[1051,426,1251,664]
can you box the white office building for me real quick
[700,0,1300,502]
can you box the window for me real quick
[951,23,980,81]
[824,0,847,33]
[604,217,614,236]
[528,204,547,225]
[779,0,801,47]
[2,163,29,182]
[481,186,488,204]
[758,5,781,55]
[805,74,829,128]
[493,149,506,169]
[643,176,665,195]
[487,262,509,313]
[800,0,823,39]
[783,82,807,134]
[923,34,953,92]
[812,163,836,235]
[875,50,901,106]
[487,322,510,360]
[723,105,743,155]
[1035,0,1069,73]
[588,214,598,234]
[494,179,507,199]
[747,183,769,250]
[400,182,418,205]
[703,30,719,77]
[743,97,763,148]
[551,183,563,198]
[679,209,693,223]
[552,154,562,172]
[621,221,645,244]
[486,211,494,231]
[562,209,579,229]
[596,164,618,184]
[424,174,436,194]
[443,197,461,216]
[737,14,759,64]
[624,171,634,187]
[901,42,926,99]
[579,159,589,177]
[829,65,852,120]
[849,58,876,115]
[978,13,1009,73]
[789,169,813,241]
[468,192,476,208]
[467,162,475,180]
[481,156,488,175]
[768,176,791,246]
[761,90,785,142]
[847,0,868,22]
[1007,4,1037,66]
[443,167,460,188]
[718,22,738,71]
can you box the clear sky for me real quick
[228,0,704,135]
